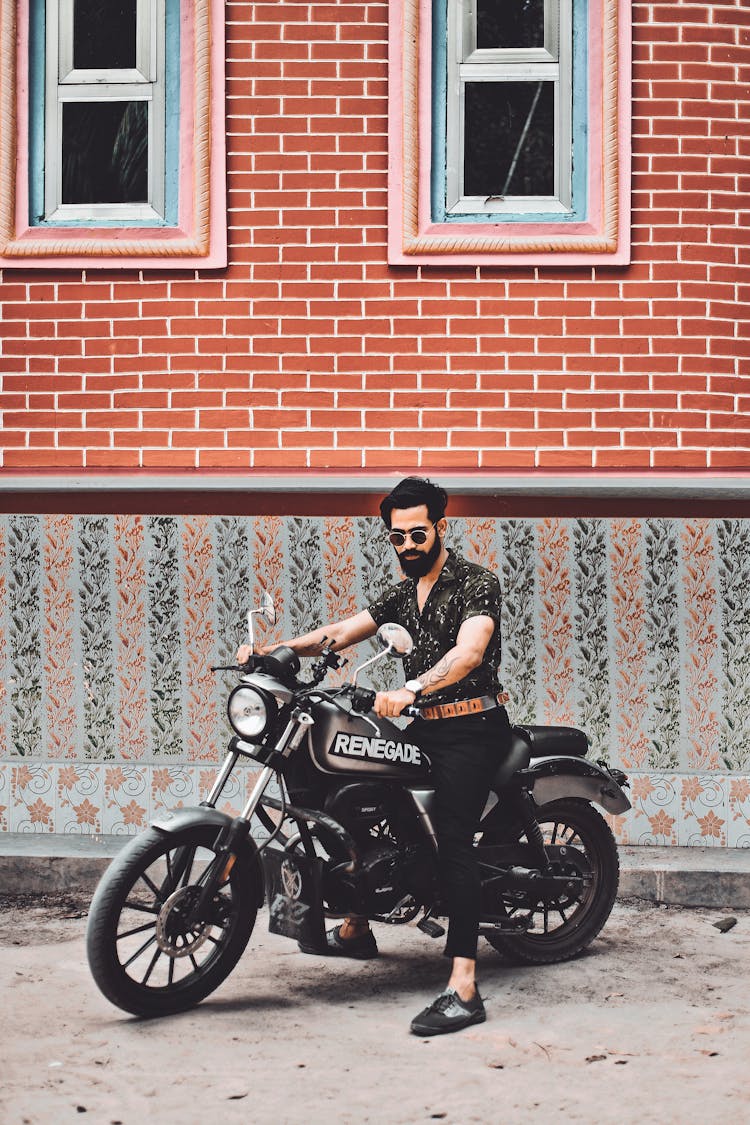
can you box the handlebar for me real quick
[349,686,376,713]
[215,653,421,720]
[349,685,422,720]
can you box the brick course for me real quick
[1,1,748,471]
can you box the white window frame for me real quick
[446,0,573,216]
[44,0,166,223]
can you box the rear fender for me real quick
[151,805,265,907]
[527,757,631,815]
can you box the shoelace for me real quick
[430,990,464,1014]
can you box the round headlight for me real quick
[227,684,274,742]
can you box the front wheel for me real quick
[86,825,258,1016]
[484,798,619,965]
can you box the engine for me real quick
[320,782,436,916]
[322,839,436,917]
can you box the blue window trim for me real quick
[431,0,588,225]
[28,0,180,229]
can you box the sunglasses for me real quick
[388,527,431,547]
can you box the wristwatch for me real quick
[403,678,424,699]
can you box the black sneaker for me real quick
[298,925,379,960]
[410,987,486,1036]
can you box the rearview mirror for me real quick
[376,622,413,658]
[247,591,276,651]
[350,622,414,686]
[259,590,276,627]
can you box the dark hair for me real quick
[379,476,448,528]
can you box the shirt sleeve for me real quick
[459,568,502,631]
[367,581,405,627]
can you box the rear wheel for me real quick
[484,799,619,965]
[86,826,258,1016]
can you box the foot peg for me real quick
[417,916,446,939]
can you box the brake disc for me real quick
[155,886,212,958]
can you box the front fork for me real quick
[181,721,307,923]
[179,765,278,926]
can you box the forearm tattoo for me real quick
[421,654,459,689]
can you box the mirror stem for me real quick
[349,643,392,686]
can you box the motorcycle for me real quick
[87,593,631,1017]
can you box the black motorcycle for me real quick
[87,595,631,1017]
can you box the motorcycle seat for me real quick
[513,725,589,758]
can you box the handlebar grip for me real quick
[350,687,376,713]
[403,704,422,719]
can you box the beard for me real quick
[396,533,442,578]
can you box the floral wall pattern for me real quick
[1,514,749,846]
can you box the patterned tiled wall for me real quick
[2,514,749,846]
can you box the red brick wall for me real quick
[1,1,748,473]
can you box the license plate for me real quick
[262,846,326,948]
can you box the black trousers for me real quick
[411,707,513,960]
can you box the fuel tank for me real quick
[307,699,430,780]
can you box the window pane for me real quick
[73,0,138,70]
[476,0,545,50]
[464,81,554,197]
[62,102,148,203]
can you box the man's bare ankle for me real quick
[449,979,477,1003]
[339,918,370,940]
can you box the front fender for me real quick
[152,803,234,836]
[528,757,631,815]
[151,804,265,906]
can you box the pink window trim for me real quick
[0,0,227,270]
[388,0,631,266]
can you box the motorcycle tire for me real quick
[484,798,619,965]
[87,825,258,1017]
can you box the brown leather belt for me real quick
[419,691,510,721]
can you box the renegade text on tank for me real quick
[330,731,423,766]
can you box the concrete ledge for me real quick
[0,834,127,897]
[617,845,750,909]
[1,836,748,908]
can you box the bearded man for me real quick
[239,476,511,1035]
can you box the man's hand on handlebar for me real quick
[374,688,418,719]
[236,643,274,664]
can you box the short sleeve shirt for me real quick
[367,549,503,706]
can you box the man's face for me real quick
[388,505,445,578]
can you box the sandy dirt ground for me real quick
[1,895,749,1125]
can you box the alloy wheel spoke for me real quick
[140,947,162,985]
[122,932,157,970]
[124,899,159,915]
[117,919,157,941]
[195,860,220,891]
[138,870,161,900]
[180,847,197,888]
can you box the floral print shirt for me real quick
[367,549,503,706]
